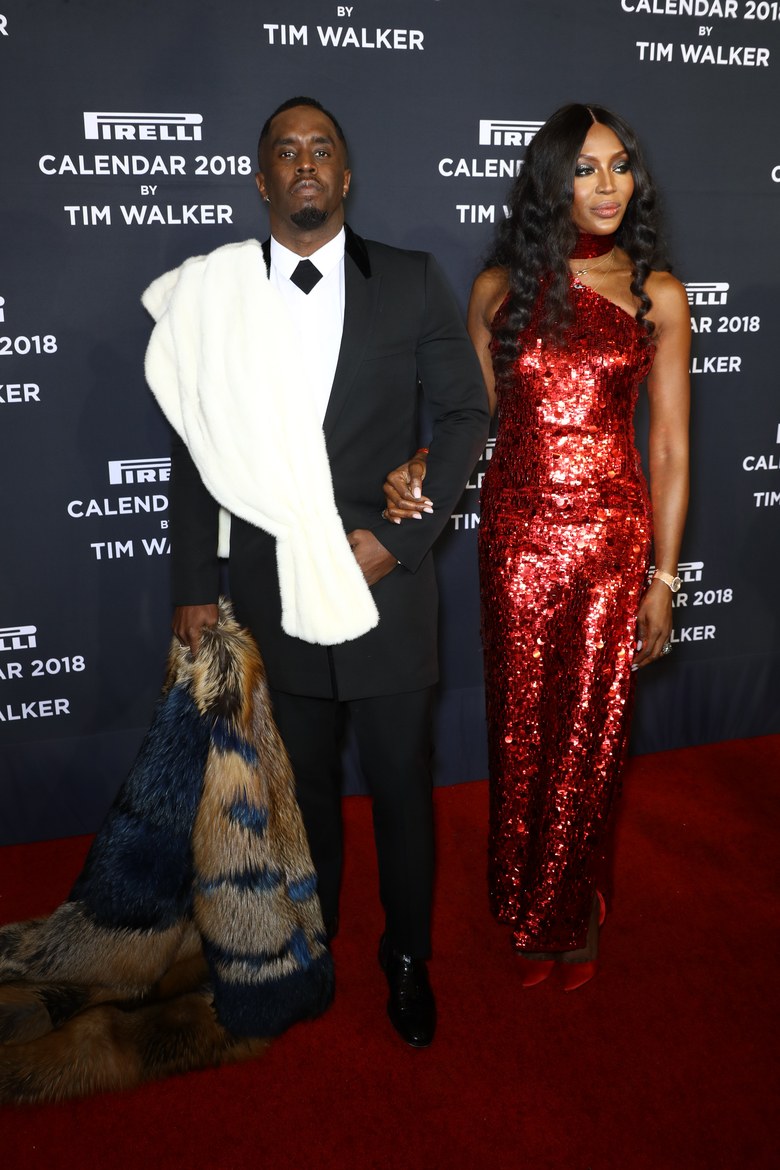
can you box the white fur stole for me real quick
[142,240,378,645]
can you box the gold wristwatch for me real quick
[653,569,682,593]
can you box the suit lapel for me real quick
[323,227,379,438]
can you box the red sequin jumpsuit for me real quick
[479,281,655,952]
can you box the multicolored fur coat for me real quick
[0,601,333,1103]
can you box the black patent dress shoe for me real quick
[378,934,436,1048]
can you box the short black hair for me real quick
[257,96,348,168]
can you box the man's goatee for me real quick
[291,207,329,230]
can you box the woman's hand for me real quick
[381,451,432,523]
[632,579,673,669]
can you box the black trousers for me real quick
[269,686,435,958]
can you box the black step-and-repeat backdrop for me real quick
[2,0,779,844]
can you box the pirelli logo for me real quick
[678,561,704,583]
[478,119,543,148]
[83,112,203,141]
[685,282,729,307]
[108,457,171,485]
[0,625,37,652]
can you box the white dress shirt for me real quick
[269,229,346,423]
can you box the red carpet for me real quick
[2,736,778,1169]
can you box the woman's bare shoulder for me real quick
[646,269,688,310]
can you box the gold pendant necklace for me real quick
[571,248,615,291]
[571,248,615,280]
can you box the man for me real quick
[154,97,488,1047]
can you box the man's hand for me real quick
[382,453,432,523]
[172,603,219,656]
[347,529,398,586]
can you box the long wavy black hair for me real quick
[487,103,669,379]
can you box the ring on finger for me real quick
[661,641,673,656]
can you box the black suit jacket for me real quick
[170,227,489,700]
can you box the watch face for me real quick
[671,576,682,592]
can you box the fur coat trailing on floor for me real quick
[0,601,333,1103]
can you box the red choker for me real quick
[571,232,614,260]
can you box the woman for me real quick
[383,104,690,988]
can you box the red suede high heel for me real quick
[560,892,606,992]
[519,958,555,988]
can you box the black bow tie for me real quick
[290,258,322,294]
